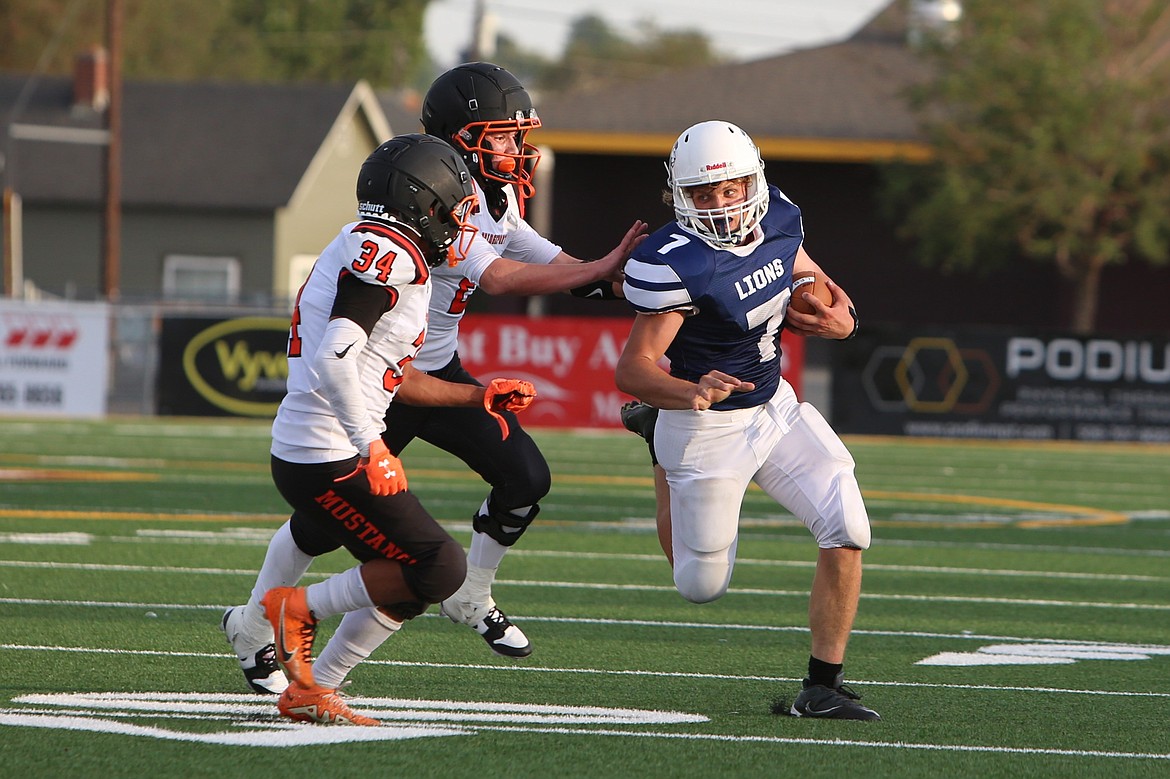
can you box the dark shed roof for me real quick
[2,76,354,208]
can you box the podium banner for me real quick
[832,326,1170,442]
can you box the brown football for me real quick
[788,270,832,315]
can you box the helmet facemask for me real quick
[438,193,480,266]
[454,111,542,200]
[668,121,770,249]
[355,134,480,268]
[410,191,480,268]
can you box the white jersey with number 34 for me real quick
[271,220,433,463]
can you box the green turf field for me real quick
[1,416,1168,778]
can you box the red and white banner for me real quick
[0,300,110,417]
[457,314,805,429]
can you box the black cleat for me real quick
[620,400,658,441]
[788,674,880,721]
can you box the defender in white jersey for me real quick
[380,62,646,658]
[616,122,879,721]
[220,135,537,725]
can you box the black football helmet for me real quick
[421,62,542,201]
[356,134,479,267]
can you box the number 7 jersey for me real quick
[621,186,804,411]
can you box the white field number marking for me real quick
[918,642,1170,666]
[0,692,708,747]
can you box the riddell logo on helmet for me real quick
[705,162,728,171]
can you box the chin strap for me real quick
[480,178,511,221]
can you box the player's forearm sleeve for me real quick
[316,317,380,456]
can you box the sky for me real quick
[424,0,895,68]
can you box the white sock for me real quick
[313,607,402,690]
[239,521,313,650]
[450,501,531,611]
[467,499,530,569]
[305,566,375,621]
[450,561,498,608]
[467,530,508,569]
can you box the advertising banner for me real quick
[157,316,289,417]
[0,300,110,417]
[832,326,1170,442]
[153,313,808,426]
[457,315,806,429]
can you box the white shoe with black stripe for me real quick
[441,598,532,658]
[220,606,289,695]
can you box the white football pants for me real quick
[655,379,870,604]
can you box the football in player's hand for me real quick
[788,271,832,315]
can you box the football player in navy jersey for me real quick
[221,135,541,725]
[616,121,879,721]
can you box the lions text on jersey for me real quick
[622,186,803,410]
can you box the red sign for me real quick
[456,315,805,429]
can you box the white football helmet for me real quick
[667,121,769,248]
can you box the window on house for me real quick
[288,254,317,296]
[162,255,240,302]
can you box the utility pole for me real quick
[102,0,123,301]
[464,0,497,62]
[2,188,21,298]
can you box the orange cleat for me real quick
[261,587,317,688]
[277,683,380,726]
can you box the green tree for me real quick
[493,14,721,94]
[1,0,95,73]
[0,0,432,88]
[889,0,1170,333]
[224,0,429,87]
[1,0,254,78]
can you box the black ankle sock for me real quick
[807,656,843,688]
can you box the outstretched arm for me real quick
[477,219,647,296]
[394,365,535,440]
[395,364,484,407]
[615,312,755,411]
[394,364,535,411]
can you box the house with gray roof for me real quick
[533,0,929,161]
[475,0,1054,329]
[5,0,1165,333]
[427,0,1165,334]
[2,65,388,305]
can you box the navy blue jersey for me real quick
[622,186,804,410]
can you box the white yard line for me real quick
[2,702,1166,758]
[3,643,1169,700]
[2,561,1168,611]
